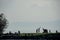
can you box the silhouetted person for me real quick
[56,30,58,33]
[18,31,20,34]
[49,30,51,33]
[43,28,48,33]
[15,32,17,35]
[9,31,12,35]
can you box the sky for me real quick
[0,0,60,33]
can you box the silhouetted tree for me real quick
[43,28,48,33]
[0,13,8,34]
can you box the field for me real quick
[0,33,60,40]
[19,33,60,36]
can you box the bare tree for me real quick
[0,13,8,34]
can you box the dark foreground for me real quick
[0,33,60,40]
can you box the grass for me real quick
[18,33,60,36]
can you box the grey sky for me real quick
[0,0,60,33]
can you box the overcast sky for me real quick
[0,0,60,33]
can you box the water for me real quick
[0,39,52,40]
